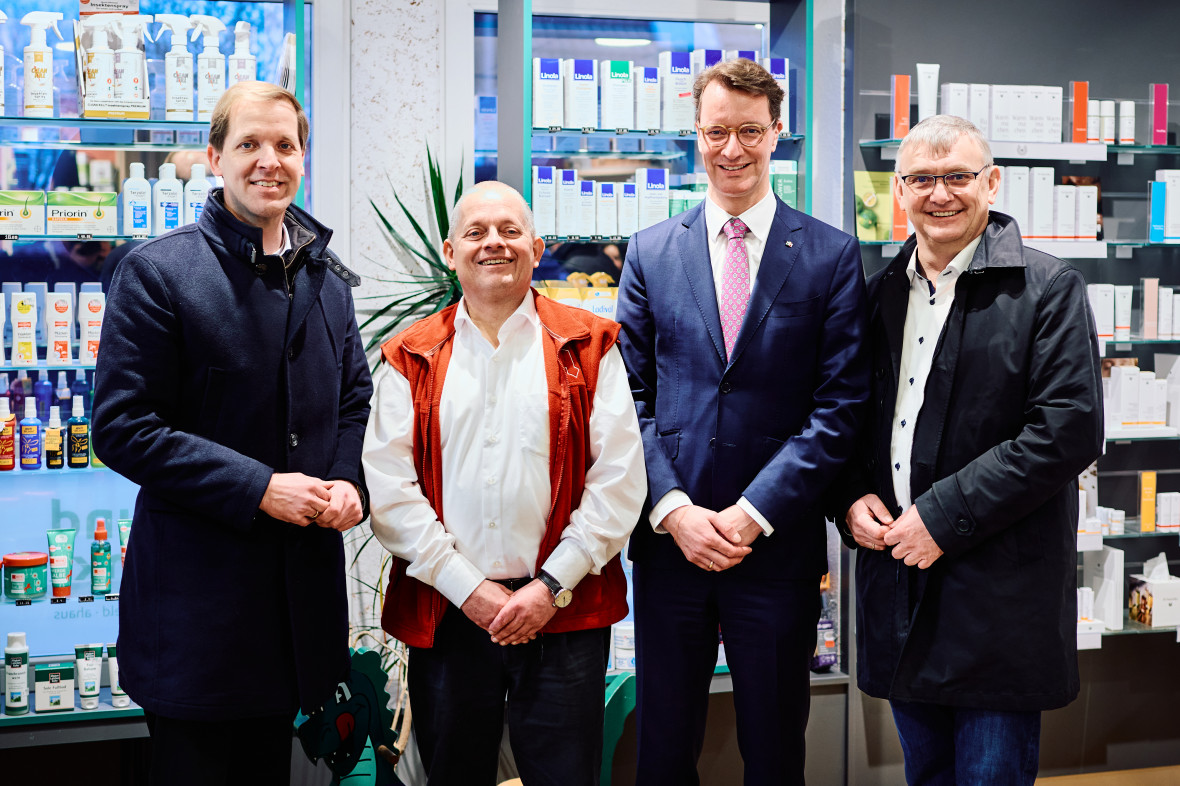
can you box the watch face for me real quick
[554,589,573,608]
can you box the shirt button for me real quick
[909,378,914,385]
[493,560,501,568]
[486,475,497,486]
[289,292,294,300]
[901,420,906,427]
[487,435,499,445]
[489,521,497,529]
[288,433,299,448]
[490,394,498,405]
[720,382,732,394]
[929,298,935,305]
[895,463,901,470]
[919,337,924,344]
[287,348,296,360]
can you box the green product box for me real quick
[0,190,46,235]
[46,192,118,236]
[772,173,798,210]
[34,662,75,713]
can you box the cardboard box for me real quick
[1070,81,1089,143]
[890,74,911,138]
[1128,573,1180,627]
[0,190,46,236]
[34,662,75,712]
[46,191,117,236]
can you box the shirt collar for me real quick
[704,187,777,244]
[905,233,983,287]
[455,290,539,342]
[278,222,292,256]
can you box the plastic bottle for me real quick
[5,632,29,716]
[190,15,226,122]
[112,15,152,102]
[19,398,41,470]
[228,21,256,85]
[9,370,28,416]
[0,12,8,116]
[0,397,15,471]
[155,15,194,121]
[20,12,64,118]
[33,369,52,421]
[45,405,63,469]
[184,163,209,225]
[122,161,151,236]
[55,370,70,410]
[70,370,91,418]
[81,14,119,104]
[91,519,112,596]
[67,394,90,468]
[153,162,182,235]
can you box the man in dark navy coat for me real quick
[94,82,372,784]
[616,59,869,785]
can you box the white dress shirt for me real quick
[363,294,647,609]
[648,187,779,536]
[890,236,982,511]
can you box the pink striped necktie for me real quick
[720,216,751,360]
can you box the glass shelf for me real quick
[0,362,96,373]
[534,128,804,143]
[860,138,1108,161]
[0,465,110,478]
[542,234,628,244]
[1102,336,1180,346]
[1103,518,1180,539]
[0,116,208,133]
[1110,144,1180,156]
[1103,611,1178,637]
[487,150,688,161]
[1105,428,1180,442]
[0,235,148,243]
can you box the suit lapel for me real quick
[727,200,801,368]
[677,204,726,364]
[879,250,911,384]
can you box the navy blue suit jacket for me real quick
[616,197,869,578]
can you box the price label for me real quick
[580,126,595,134]
[678,129,693,136]
[79,596,94,603]
[76,234,93,240]
[15,599,30,607]
[547,125,562,133]
[51,598,66,605]
[615,128,629,135]
[106,594,119,602]
[646,129,660,136]
[2,234,19,240]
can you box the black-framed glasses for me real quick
[697,122,776,148]
[898,165,992,195]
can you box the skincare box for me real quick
[532,58,563,128]
[578,179,597,238]
[940,83,968,119]
[618,183,639,237]
[724,50,758,63]
[1076,185,1098,240]
[1086,283,1114,342]
[968,84,990,136]
[1070,81,1089,143]
[46,292,73,362]
[762,58,790,133]
[9,292,37,366]
[34,662,75,712]
[890,74,910,139]
[634,66,660,131]
[531,166,556,237]
[1004,166,1030,234]
[658,52,693,133]
[555,169,579,237]
[1053,186,1076,241]
[1027,167,1055,240]
[0,191,46,235]
[636,168,669,231]
[596,182,618,237]
[690,49,722,78]
[1150,83,1169,146]
[599,60,633,130]
[562,59,597,130]
[46,192,117,236]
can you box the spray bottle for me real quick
[184,163,209,225]
[67,394,89,468]
[91,518,112,596]
[122,161,151,236]
[228,21,255,85]
[153,162,182,235]
[81,14,120,104]
[155,15,193,121]
[55,370,70,410]
[19,397,41,470]
[5,633,28,716]
[45,405,63,469]
[20,12,64,118]
[190,15,226,121]
[0,12,8,116]
[112,15,153,102]
[0,397,14,471]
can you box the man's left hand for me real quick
[487,580,558,646]
[314,480,364,532]
[882,505,943,569]
[714,505,762,550]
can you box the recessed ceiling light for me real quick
[595,37,652,48]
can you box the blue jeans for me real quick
[890,700,1041,786]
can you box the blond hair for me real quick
[209,82,309,152]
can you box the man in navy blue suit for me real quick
[616,59,869,785]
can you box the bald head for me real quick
[448,181,536,242]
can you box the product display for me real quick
[121,162,151,236]
[21,12,64,119]
[229,21,256,85]
[90,518,111,596]
[4,552,48,601]
[191,15,227,121]
[74,643,102,709]
[156,14,194,120]
[5,632,29,715]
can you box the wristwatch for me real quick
[537,570,573,608]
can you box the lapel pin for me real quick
[785,240,794,247]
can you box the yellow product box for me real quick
[0,191,46,236]
[46,192,117,236]
[582,287,618,320]
[1140,470,1157,532]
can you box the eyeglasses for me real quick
[898,165,991,195]
[697,122,776,148]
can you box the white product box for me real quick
[1083,546,1124,631]
[1005,165,1030,233]
[475,96,497,150]
[1109,363,1139,427]
[636,168,669,230]
[1087,99,1100,144]
[532,58,563,128]
[78,291,105,363]
[968,83,990,136]
[1075,185,1098,240]
[531,166,556,237]
[1087,283,1114,341]
[23,281,46,346]
[989,85,1015,141]
[659,51,694,133]
[690,49,723,78]
[1153,378,1170,426]
[1139,371,1163,425]
[1046,85,1064,143]
[762,58,790,133]
[46,292,73,363]
[9,292,36,366]
[1028,166,1055,240]
[1160,286,1173,341]
[1129,568,1180,628]
[555,169,579,237]
[1114,284,1133,341]
[1119,100,1136,145]
[723,49,758,63]
[596,182,618,237]
[940,82,969,119]
[1100,99,1116,144]
[34,663,75,713]
[634,66,660,131]
[991,165,1006,215]
[579,179,597,237]
[1156,170,1180,240]
[618,183,639,237]
[1053,185,1076,240]
[1028,85,1049,142]
[599,60,634,130]
[1143,277,1160,339]
[562,59,598,130]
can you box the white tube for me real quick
[915,63,940,122]
[74,643,103,710]
[107,643,128,707]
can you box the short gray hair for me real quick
[895,115,992,173]
[447,181,536,242]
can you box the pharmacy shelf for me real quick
[0,362,97,372]
[860,138,1108,161]
[1104,518,1180,539]
[534,127,804,143]
[0,116,207,133]
[858,239,1107,260]
[0,688,144,750]
[0,138,206,152]
[511,149,688,161]
[1102,610,1179,638]
[1102,335,1180,346]
[0,465,112,478]
[1110,144,1180,157]
[542,234,629,244]
[1105,427,1180,441]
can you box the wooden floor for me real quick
[1038,766,1180,785]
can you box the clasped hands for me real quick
[461,579,557,646]
[259,472,364,532]
[845,494,943,569]
[662,504,761,572]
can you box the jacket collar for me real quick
[885,210,1028,283]
[197,188,332,271]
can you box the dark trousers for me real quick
[890,701,1042,786]
[408,605,611,786]
[633,544,820,786]
[144,710,294,785]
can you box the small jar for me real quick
[4,552,49,601]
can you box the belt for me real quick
[491,577,533,591]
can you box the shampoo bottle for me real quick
[153,162,182,235]
[67,394,90,468]
[4,632,28,715]
[0,398,14,471]
[183,163,209,225]
[19,397,41,470]
[91,518,112,596]
[228,21,255,85]
[156,15,194,121]
[33,369,52,420]
[20,12,64,118]
[45,405,63,469]
[190,15,226,121]
[122,161,151,236]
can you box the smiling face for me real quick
[895,133,999,265]
[697,80,782,216]
[207,97,305,237]
[444,183,544,313]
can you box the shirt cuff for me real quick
[737,496,774,536]
[432,552,486,610]
[649,489,692,533]
[540,539,594,591]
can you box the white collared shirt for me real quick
[648,187,780,536]
[890,235,982,511]
[363,294,647,608]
